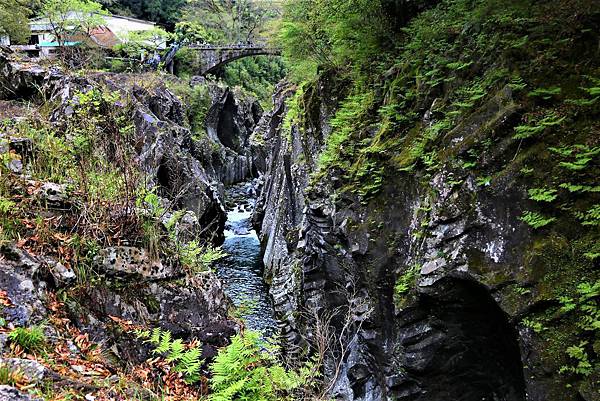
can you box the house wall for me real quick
[105,17,155,37]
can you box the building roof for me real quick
[29,12,157,33]
[26,12,165,49]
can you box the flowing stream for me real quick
[215,181,277,337]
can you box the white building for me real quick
[5,13,166,58]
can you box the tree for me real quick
[277,0,395,81]
[173,21,215,45]
[182,0,280,44]
[0,0,34,44]
[115,27,170,59]
[42,0,108,47]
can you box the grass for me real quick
[8,325,46,353]
[0,365,25,386]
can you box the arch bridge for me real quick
[177,43,281,76]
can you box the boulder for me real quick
[93,246,180,280]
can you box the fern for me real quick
[559,183,600,193]
[560,342,593,376]
[508,76,527,91]
[166,339,185,363]
[528,86,561,100]
[154,330,172,355]
[576,204,600,226]
[141,327,204,384]
[550,144,599,171]
[149,327,162,346]
[209,331,305,401]
[520,211,556,229]
[513,112,566,139]
[446,60,473,71]
[528,188,558,202]
[175,347,203,384]
[565,97,598,107]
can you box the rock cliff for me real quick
[253,11,600,400]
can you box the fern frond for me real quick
[154,330,172,355]
[166,339,185,363]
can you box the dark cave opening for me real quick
[407,278,526,401]
[216,93,242,152]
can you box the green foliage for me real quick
[319,91,375,169]
[559,183,600,194]
[551,145,600,171]
[8,325,46,353]
[166,82,212,135]
[528,86,561,100]
[209,330,307,401]
[394,264,420,306]
[0,364,24,386]
[182,0,277,44]
[513,112,566,140]
[222,57,287,106]
[0,196,15,214]
[179,241,227,273]
[560,342,593,377]
[508,76,527,91]
[165,210,227,273]
[522,318,544,333]
[520,211,556,229]
[557,281,600,376]
[0,0,32,44]
[115,28,171,58]
[476,176,492,187]
[42,0,108,47]
[575,205,600,227]
[173,21,214,44]
[138,327,203,384]
[278,0,393,81]
[528,188,558,202]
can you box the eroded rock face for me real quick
[253,78,575,401]
[0,60,257,372]
[205,86,263,185]
[69,272,235,363]
[0,358,47,383]
[0,48,61,101]
[93,247,178,280]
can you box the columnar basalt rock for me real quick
[253,76,580,400]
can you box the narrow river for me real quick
[215,181,277,337]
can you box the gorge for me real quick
[0,0,599,400]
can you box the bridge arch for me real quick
[184,44,281,76]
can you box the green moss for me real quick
[144,294,161,314]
